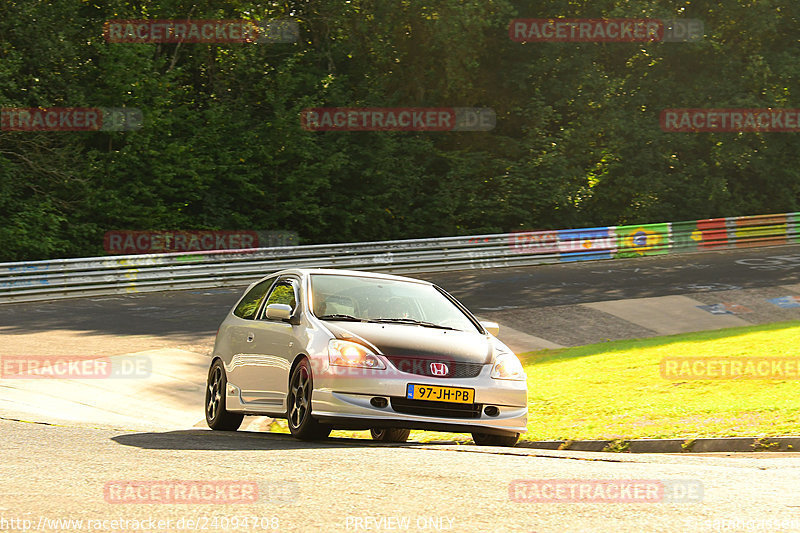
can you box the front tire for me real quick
[287,358,331,440]
[370,428,411,443]
[472,432,519,447]
[206,359,244,431]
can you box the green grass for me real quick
[519,320,800,441]
[268,321,800,443]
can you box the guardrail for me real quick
[1,212,798,303]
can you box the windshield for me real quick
[310,274,480,333]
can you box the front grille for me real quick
[385,356,484,378]
[390,397,482,419]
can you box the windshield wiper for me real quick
[317,314,364,321]
[369,318,457,331]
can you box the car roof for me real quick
[249,268,432,288]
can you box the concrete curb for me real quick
[516,436,800,453]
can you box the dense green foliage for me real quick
[1,0,799,260]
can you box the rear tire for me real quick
[287,358,331,440]
[370,428,411,443]
[472,432,519,447]
[206,360,244,431]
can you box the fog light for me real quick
[370,397,388,408]
[484,406,499,417]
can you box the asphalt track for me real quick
[430,243,800,309]
[2,244,800,532]
[4,417,800,533]
[0,243,798,349]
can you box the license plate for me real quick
[406,384,474,404]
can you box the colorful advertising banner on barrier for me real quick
[789,213,800,244]
[558,227,615,261]
[508,231,559,255]
[614,223,670,258]
[668,220,702,251]
[731,214,788,248]
[672,218,728,250]
[696,218,729,249]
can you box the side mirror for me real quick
[266,303,293,321]
[481,321,500,337]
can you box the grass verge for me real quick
[519,320,800,441]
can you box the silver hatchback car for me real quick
[206,269,528,446]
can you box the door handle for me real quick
[246,333,255,343]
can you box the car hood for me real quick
[322,321,493,364]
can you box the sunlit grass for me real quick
[519,320,800,441]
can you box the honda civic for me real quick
[205,269,528,446]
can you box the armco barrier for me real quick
[0,212,798,303]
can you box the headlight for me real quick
[328,339,386,369]
[490,352,526,381]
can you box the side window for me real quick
[233,279,274,319]
[263,281,297,316]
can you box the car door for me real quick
[224,277,276,393]
[239,276,301,408]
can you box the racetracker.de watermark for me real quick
[509,18,703,42]
[104,480,298,505]
[660,357,800,380]
[104,481,258,504]
[104,230,299,254]
[104,19,298,43]
[105,230,255,254]
[1,355,151,379]
[300,107,495,131]
[1,107,142,131]
[661,108,800,132]
[509,479,703,503]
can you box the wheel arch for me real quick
[288,352,311,382]
[286,352,312,414]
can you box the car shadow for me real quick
[111,428,456,451]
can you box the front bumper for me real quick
[311,362,528,436]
